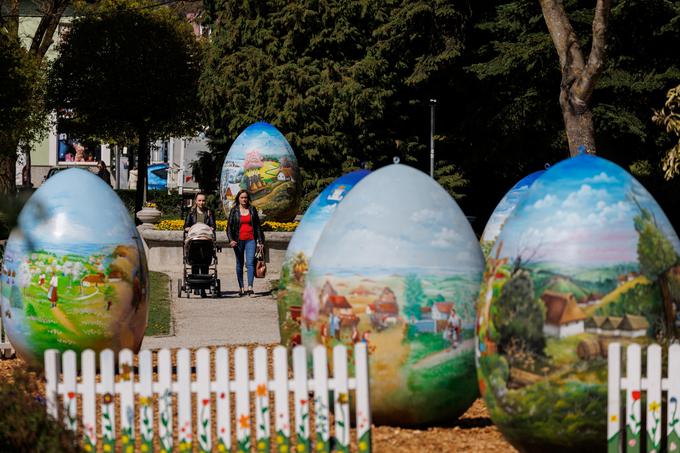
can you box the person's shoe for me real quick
[238,289,245,297]
[247,288,254,296]
[200,290,207,298]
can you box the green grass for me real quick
[146,271,172,336]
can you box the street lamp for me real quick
[429,98,437,178]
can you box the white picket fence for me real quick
[608,342,680,453]
[0,315,14,358]
[45,344,372,453]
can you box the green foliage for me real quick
[146,271,172,336]
[634,207,679,279]
[200,0,469,198]
[492,269,545,356]
[653,85,680,179]
[404,274,425,320]
[0,367,83,452]
[190,150,222,194]
[594,282,663,333]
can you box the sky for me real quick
[308,164,484,275]
[285,169,369,262]
[14,168,137,248]
[494,155,680,267]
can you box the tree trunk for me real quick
[0,153,17,195]
[659,273,677,339]
[560,90,597,157]
[135,129,149,220]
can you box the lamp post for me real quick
[429,98,437,178]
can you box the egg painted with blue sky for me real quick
[0,169,149,367]
[476,154,680,452]
[219,121,301,221]
[278,169,369,349]
[301,163,484,426]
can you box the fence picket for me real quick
[81,350,97,452]
[215,347,231,451]
[646,345,662,452]
[293,346,310,453]
[273,346,291,453]
[62,350,77,432]
[138,349,154,452]
[626,344,642,453]
[668,344,680,453]
[354,343,372,453]
[234,347,251,452]
[0,316,13,358]
[157,348,173,452]
[196,348,212,452]
[44,349,60,419]
[100,349,116,451]
[177,348,192,449]
[608,343,622,453]
[313,345,330,453]
[333,345,350,453]
[254,346,271,452]
[119,349,135,452]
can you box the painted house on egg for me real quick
[541,291,586,338]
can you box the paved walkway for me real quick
[141,268,281,350]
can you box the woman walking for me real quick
[227,190,264,296]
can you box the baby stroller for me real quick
[178,223,221,298]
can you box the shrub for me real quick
[0,366,83,452]
[155,219,299,232]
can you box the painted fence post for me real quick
[254,346,271,453]
[119,349,135,453]
[196,347,212,453]
[333,345,351,453]
[293,345,311,453]
[81,349,97,452]
[234,347,251,452]
[273,346,291,453]
[646,344,662,452]
[626,343,642,453]
[215,347,232,452]
[607,343,622,453]
[62,350,77,432]
[157,348,173,452]
[138,349,154,453]
[44,349,60,420]
[100,349,116,452]
[313,345,330,453]
[355,343,372,453]
[668,344,680,452]
[177,348,192,451]
[0,316,14,358]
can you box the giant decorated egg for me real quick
[476,154,680,452]
[0,169,149,367]
[278,169,369,350]
[480,170,544,256]
[220,121,301,221]
[301,163,484,426]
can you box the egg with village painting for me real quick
[0,169,149,367]
[219,121,301,222]
[476,154,680,452]
[480,170,544,256]
[278,169,370,350]
[301,163,484,426]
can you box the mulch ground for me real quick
[0,347,517,452]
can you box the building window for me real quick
[57,133,101,164]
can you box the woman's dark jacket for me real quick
[184,208,216,230]
[227,205,265,243]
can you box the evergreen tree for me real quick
[404,274,425,320]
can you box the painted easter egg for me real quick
[480,170,544,255]
[278,169,370,350]
[476,154,680,452]
[0,169,149,367]
[301,163,484,426]
[219,121,301,221]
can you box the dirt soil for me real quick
[0,348,517,453]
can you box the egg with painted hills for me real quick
[278,169,370,350]
[480,170,544,255]
[301,163,484,426]
[476,154,680,452]
[0,169,149,367]
[220,121,301,222]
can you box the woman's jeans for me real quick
[233,239,256,289]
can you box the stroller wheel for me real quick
[213,279,221,298]
[177,279,183,298]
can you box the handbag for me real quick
[255,243,266,278]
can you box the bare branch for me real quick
[1,0,20,37]
[29,0,69,59]
[575,0,612,102]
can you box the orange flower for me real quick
[239,414,250,429]
[256,384,267,397]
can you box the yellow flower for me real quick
[126,446,133,453]
[610,415,618,422]
[316,440,326,451]
[218,444,226,452]
[650,401,661,412]
[258,440,267,450]
[84,445,92,452]
[103,445,112,452]
[337,393,349,404]
[280,445,289,453]
[121,435,129,444]
[140,396,151,406]
[277,435,285,444]
[297,444,306,452]
[359,441,368,451]
[141,445,149,452]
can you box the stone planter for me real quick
[136,207,162,226]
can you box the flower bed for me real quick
[155,219,299,232]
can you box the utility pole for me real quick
[429,98,437,178]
